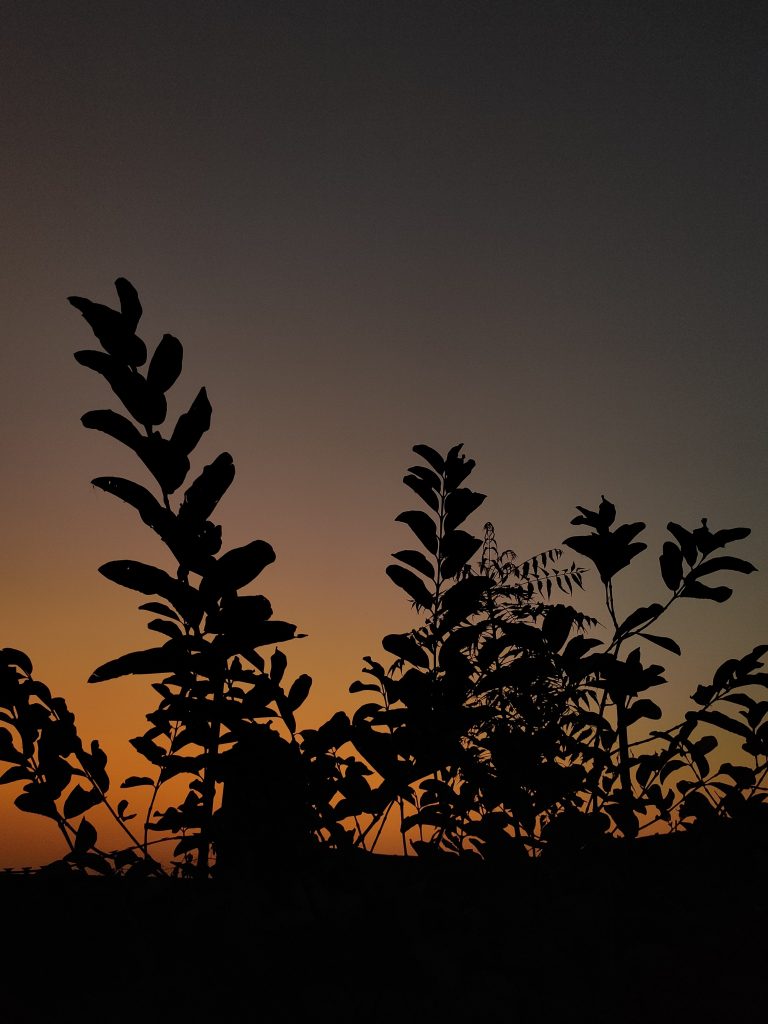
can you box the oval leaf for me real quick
[171,387,212,456]
[89,646,181,683]
[382,633,430,668]
[638,632,682,656]
[392,549,435,579]
[395,510,438,555]
[203,540,276,596]
[179,452,235,524]
[147,333,183,393]
[385,565,434,609]
[287,674,312,712]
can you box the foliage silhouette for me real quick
[0,279,766,895]
[324,453,767,859]
[0,647,153,875]
[69,278,312,878]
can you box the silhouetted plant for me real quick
[69,279,311,877]
[2,280,766,880]
[476,521,590,619]
[328,455,767,858]
[323,445,591,856]
[298,445,490,853]
[0,647,153,874]
[562,501,766,840]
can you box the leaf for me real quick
[207,594,273,633]
[444,488,486,532]
[688,556,757,580]
[562,534,599,562]
[440,576,489,620]
[69,295,146,365]
[0,727,25,764]
[667,522,698,566]
[120,776,155,788]
[659,542,683,591]
[680,581,733,603]
[76,351,165,425]
[114,277,142,331]
[102,564,203,625]
[679,791,714,822]
[412,444,445,474]
[74,817,98,853]
[129,735,168,766]
[718,763,756,788]
[693,733,718,757]
[598,496,617,528]
[113,375,165,428]
[541,605,575,653]
[287,674,312,712]
[712,656,742,691]
[178,452,235,524]
[440,529,482,577]
[203,540,276,595]
[74,348,116,376]
[63,784,102,819]
[0,765,30,785]
[99,560,179,598]
[403,474,440,512]
[27,679,54,704]
[81,409,145,454]
[638,633,682,656]
[710,526,750,548]
[147,619,182,639]
[385,565,434,609]
[81,739,110,791]
[14,790,58,819]
[92,477,169,534]
[237,620,297,649]
[624,699,662,727]
[392,549,435,579]
[1,648,33,675]
[722,693,756,709]
[695,710,752,739]
[147,333,183,393]
[395,510,438,555]
[747,700,768,730]
[562,635,603,661]
[349,680,381,694]
[382,633,430,668]
[261,649,285,689]
[444,444,475,489]
[89,646,181,683]
[139,433,190,495]
[171,387,212,456]
[173,834,206,856]
[616,604,664,637]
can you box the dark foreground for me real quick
[2,829,766,1023]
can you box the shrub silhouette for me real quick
[338,466,767,856]
[1,278,767,884]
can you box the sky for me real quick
[2,0,767,867]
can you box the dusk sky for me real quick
[2,1,766,866]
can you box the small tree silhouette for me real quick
[69,278,312,878]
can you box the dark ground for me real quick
[2,829,765,1022]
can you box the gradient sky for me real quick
[2,1,767,866]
